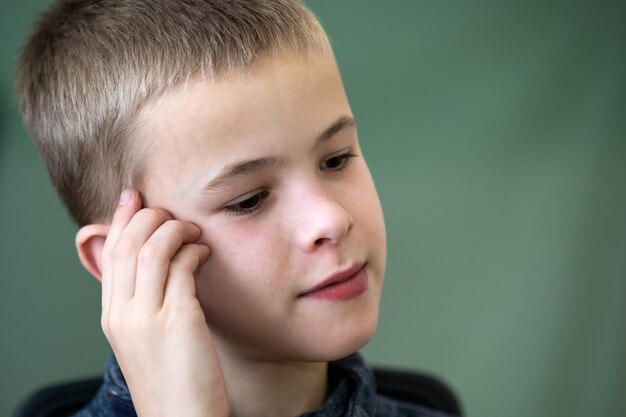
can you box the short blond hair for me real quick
[17,0,328,226]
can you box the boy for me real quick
[17,1,452,416]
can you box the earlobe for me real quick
[76,224,110,281]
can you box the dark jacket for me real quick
[73,352,452,417]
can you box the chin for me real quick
[329,327,377,361]
[300,313,379,362]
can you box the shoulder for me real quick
[374,394,456,417]
[70,354,136,417]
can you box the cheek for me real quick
[192,220,297,350]
[206,217,285,268]
[350,168,386,237]
[193,218,289,308]
[350,167,387,272]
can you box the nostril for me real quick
[314,237,329,246]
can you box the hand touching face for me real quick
[77,190,229,417]
[136,51,387,362]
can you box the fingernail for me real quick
[201,245,211,262]
[119,190,132,205]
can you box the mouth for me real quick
[299,263,368,300]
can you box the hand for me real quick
[99,190,228,417]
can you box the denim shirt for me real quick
[73,353,451,417]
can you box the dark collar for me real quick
[100,351,377,417]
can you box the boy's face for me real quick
[135,51,386,362]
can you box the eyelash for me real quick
[224,151,358,216]
[224,190,270,216]
[321,151,358,171]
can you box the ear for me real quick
[76,224,110,281]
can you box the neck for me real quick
[214,341,329,417]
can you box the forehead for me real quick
[133,51,351,190]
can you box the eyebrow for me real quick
[203,155,289,192]
[312,115,356,151]
[202,115,356,193]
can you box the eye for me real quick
[224,190,270,216]
[320,151,357,171]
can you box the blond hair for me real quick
[17,0,328,226]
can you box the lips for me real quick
[299,263,368,300]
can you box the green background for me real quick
[1,1,625,416]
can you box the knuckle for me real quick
[137,242,161,263]
[171,245,197,270]
[162,219,192,237]
[138,208,172,224]
[156,219,178,237]
[105,310,136,339]
[162,219,182,232]
[135,209,157,224]
[113,238,136,259]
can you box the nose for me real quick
[294,187,354,252]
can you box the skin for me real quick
[76,49,386,417]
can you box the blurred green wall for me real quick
[1,1,625,416]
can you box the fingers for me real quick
[163,243,211,306]
[96,192,224,416]
[101,190,142,315]
[102,189,210,312]
[110,207,175,301]
[134,221,204,306]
